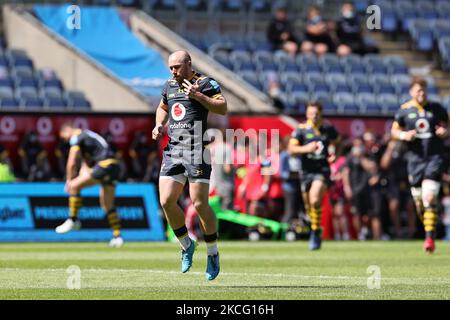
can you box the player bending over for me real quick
[55,123,124,248]
[288,102,340,250]
[391,77,448,253]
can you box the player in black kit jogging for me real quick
[152,50,227,280]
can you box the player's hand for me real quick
[152,124,163,140]
[401,130,416,142]
[182,79,200,99]
[435,125,448,139]
[304,141,318,153]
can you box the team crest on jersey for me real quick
[171,103,186,121]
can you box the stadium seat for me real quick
[333,93,358,114]
[390,74,411,95]
[377,93,399,115]
[239,71,263,91]
[0,77,13,89]
[0,97,18,108]
[22,97,44,109]
[416,1,438,20]
[45,97,67,109]
[381,9,398,32]
[325,74,351,94]
[371,75,395,95]
[436,0,450,19]
[395,1,417,32]
[287,92,309,115]
[355,93,379,114]
[0,86,13,99]
[67,97,91,110]
[384,56,409,75]
[350,74,373,94]
[253,51,274,66]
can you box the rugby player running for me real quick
[391,77,448,254]
[152,50,227,280]
[288,102,340,250]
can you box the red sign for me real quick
[0,114,154,167]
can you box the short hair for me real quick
[306,101,323,112]
[410,76,427,89]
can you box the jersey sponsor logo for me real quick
[415,118,432,139]
[408,113,417,119]
[171,103,186,121]
[169,123,192,129]
[209,80,220,90]
[306,133,315,139]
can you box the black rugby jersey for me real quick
[69,129,115,167]
[290,120,340,172]
[393,99,448,158]
[162,72,222,150]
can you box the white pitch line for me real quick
[1,268,449,283]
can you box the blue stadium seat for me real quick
[355,93,379,114]
[45,97,67,108]
[311,92,337,115]
[0,78,13,89]
[377,94,399,115]
[15,76,39,89]
[399,93,411,105]
[436,1,450,19]
[333,93,358,114]
[350,74,373,94]
[416,1,438,20]
[433,20,450,40]
[384,56,409,75]
[0,98,18,108]
[395,1,417,32]
[258,62,278,73]
[239,71,263,91]
[288,92,310,115]
[371,75,395,94]
[390,74,411,95]
[22,98,44,108]
[0,86,13,99]
[253,51,274,66]
[40,87,63,101]
[325,74,351,94]
[278,62,300,73]
[69,99,91,110]
[381,9,398,32]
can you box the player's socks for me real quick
[309,206,322,232]
[106,208,122,238]
[423,207,438,238]
[173,225,192,251]
[69,195,82,221]
[204,232,219,256]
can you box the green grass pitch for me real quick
[0,241,449,299]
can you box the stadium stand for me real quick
[0,35,92,110]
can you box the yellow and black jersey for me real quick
[290,120,339,172]
[161,71,222,150]
[69,129,115,167]
[393,99,448,158]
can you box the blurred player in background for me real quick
[152,50,227,280]
[288,101,340,250]
[391,77,449,253]
[55,123,124,248]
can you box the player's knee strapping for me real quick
[309,206,322,232]
[204,232,218,256]
[106,208,121,238]
[173,225,192,251]
[69,195,82,221]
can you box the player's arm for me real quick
[391,119,416,142]
[152,99,169,140]
[287,136,317,155]
[435,107,449,139]
[182,79,227,115]
[66,145,80,182]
